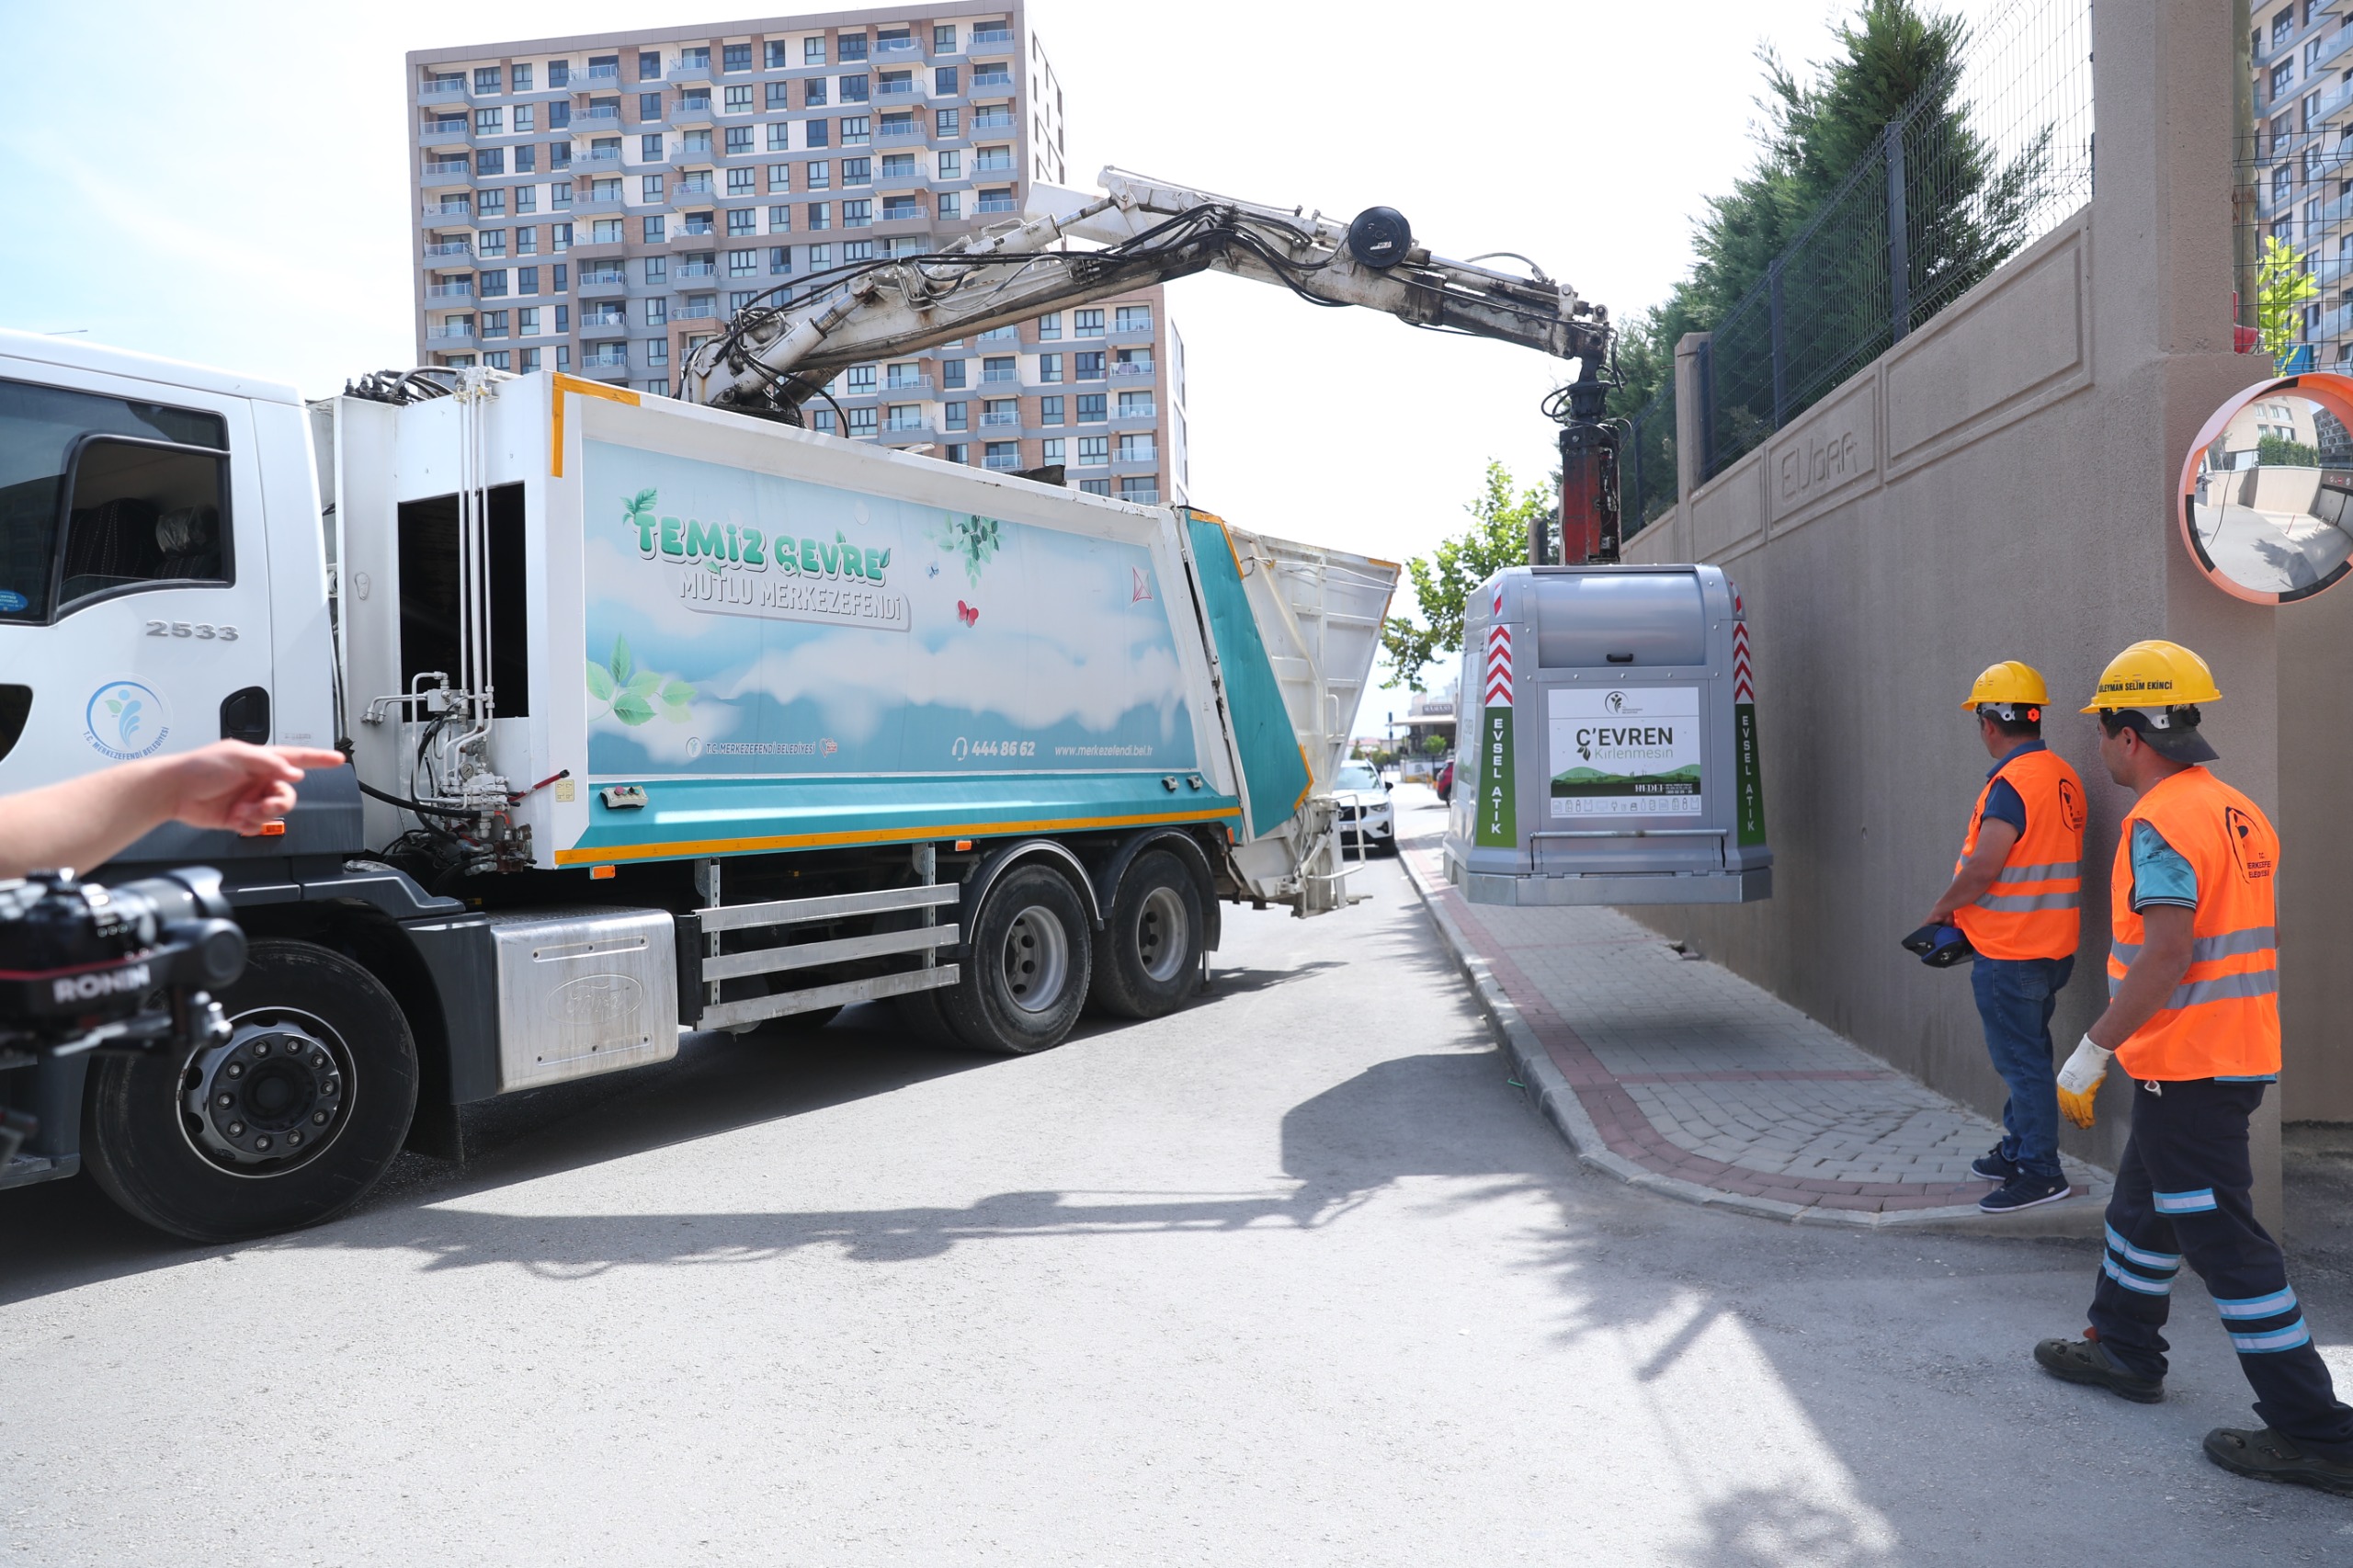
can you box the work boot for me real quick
[1971,1144,2019,1182]
[2204,1428,2353,1496]
[2034,1335,2164,1403]
[1981,1173,2070,1212]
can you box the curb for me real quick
[1397,837,2105,1237]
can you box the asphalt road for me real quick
[6,803,2353,1564]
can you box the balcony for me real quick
[418,120,471,144]
[421,200,473,220]
[580,312,630,331]
[573,194,624,213]
[979,408,1019,428]
[983,449,1022,472]
[422,158,471,180]
[669,55,713,81]
[875,35,920,56]
[974,196,1018,214]
[1109,361,1155,379]
[883,373,934,393]
[585,63,621,85]
[970,69,1015,94]
[972,27,1012,45]
[877,78,918,98]
[972,156,1014,176]
[1119,486,1161,505]
[675,301,718,320]
[424,240,475,259]
[1110,455,1158,475]
[677,176,717,196]
[577,267,628,288]
[676,261,718,279]
[971,111,1015,131]
[580,146,622,166]
[1112,404,1156,424]
[1108,324,1154,343]
[879,121,926,142]
[678,220,718,238]
[426,283,475,301]
[420,77,467,100]
[426,323,477,342]
[673,96,714,125]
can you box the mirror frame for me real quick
[2178,371,2353,606]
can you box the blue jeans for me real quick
[1969,954,2074,1181]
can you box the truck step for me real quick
[698,881,960,932]
[699,964,961,1031]
[704,923,960,982]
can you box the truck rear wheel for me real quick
[941,863,1093,1054]
[1089,852,1204,1020]
[83,940,418,1244]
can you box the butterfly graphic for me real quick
[926,562,940,578]
[1131,566,1153,604]
[956,600,980,627]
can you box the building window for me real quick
[938,191,961,220]
[767,40,791,69]
[935,66,960,96]
[983,441,1019,470]
[807,244,830,269]
[1037,312,1062,341]
[728,248,759,276]
[474,66,502,94]
[726,125,755,154]
[941,359,967,389]
[479,230,508,257]
[935,24,958,51]
[480,269,510,297]
[642,175,665,201]
[808,200,831,230]
[945,444,969,463]
[728,168,756,196]
[840,34,869,62]
[937,108,961,137]
[1076,437,1108,466]
[556,345,571,370]
[805,37,827,65]
[812,409,838,433]
[1115,304,1154,333]
[549,60,570,87]
[768,124,790,153]
[1118,434,1155,461]
[982,356,1017,383]
[516,146,538,175]
[843,239,873,261]
[844,199,873,227]
[1039,395,1064,426]
[770,245,793,273]
[643,215,665,243]
[1074,309,1106,337]
[1076,393,1106,423]
[944,402,968,431]
[517,305,540,335]
[1038,352,1063,383]
[723,43,752,73]
[982,397,1018,427]
[841,74,870,102]
[476,149,506,176]
[644,298,667,325]
[767,200,792,229]
[1079,479,1109,496]
[842,118,871,145]
[1074,352,1105,381]
[482,311,510,338]
[551,224,573,253]
[1041,437,1064,463]
[641,96,663,125]
[521,347,542,371]
[805,77,828,108]
[1120,478,1158,503]
[510,62,534,92]
[678,45,710,72]
[882,196,918,221]
[591,219,622,243]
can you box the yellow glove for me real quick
[2055,1035,2114,1129]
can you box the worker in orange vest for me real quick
[2034,641,2353,1496]
[1921,661,2086,1214]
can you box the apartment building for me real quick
[405,2,1186,505]
[2251,0,2353,369]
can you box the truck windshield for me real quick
[0,377,226,623]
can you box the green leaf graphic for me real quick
[103,698,122,716]
[625,668,663,697]
[613,693,655,726]
[610,633,632,685]
[585,660,615,701]
[659,679,696,706]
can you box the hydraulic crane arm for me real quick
[680,165,1623,561]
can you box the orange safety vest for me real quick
[2106,767,2281,1081]
[1952,747,2086,960]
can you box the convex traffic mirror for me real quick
[2180,372,2353,603]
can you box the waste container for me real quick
[1442,564,1771,905]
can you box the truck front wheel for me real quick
[83,940,419,1244]
[941,863,1093,1054]
[1088,852,1204,1020]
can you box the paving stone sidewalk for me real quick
[1395,808,2108,1232]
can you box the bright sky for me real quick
[0,0,1934,733]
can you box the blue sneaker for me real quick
[1981,1173,2071,1212]
[1971,1145,2018,1182]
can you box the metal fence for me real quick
[1696,0,2094,482]
[1622,379,1677,537]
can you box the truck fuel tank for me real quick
[1442,564,1770,906]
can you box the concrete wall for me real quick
[1620,0,2324,1183]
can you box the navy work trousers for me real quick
[2089,1077,2353,1457]
[1970,954,2072,1181]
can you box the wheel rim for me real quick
[1000,905,1072,1014]
[1135,885,1190,984]
[178,1005,354,1178]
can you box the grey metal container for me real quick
[1442,564,1771,906]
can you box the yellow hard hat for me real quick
[2080,639,2222,713]
[1962,660,2050,711]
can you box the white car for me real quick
[1334,761,1397,856]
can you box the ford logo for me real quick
[549,973,642,1027]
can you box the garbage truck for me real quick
[0,332,1392,1240]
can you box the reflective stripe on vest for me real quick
[2106,767,2282,1082]
[1951,748,2086,960]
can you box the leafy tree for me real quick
[2258,434,2319,468]
[1380,461,1549,692]
[1605,0,2041,451]
[1420,733,1449,757]
[2257,235,2318,374]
